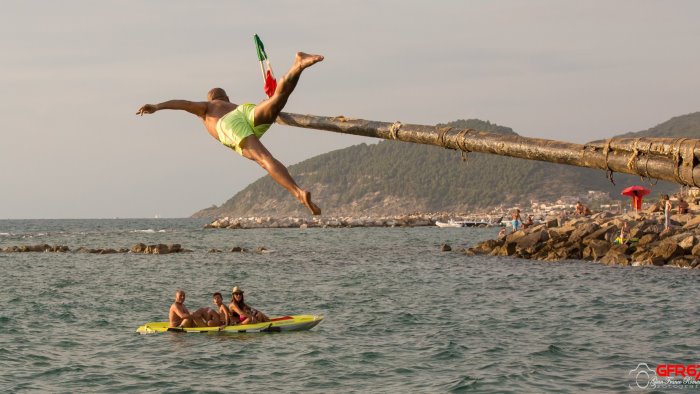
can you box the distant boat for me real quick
[435,216,503,228]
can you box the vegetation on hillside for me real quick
[193,113,700,218]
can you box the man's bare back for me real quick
[137,52,323,215]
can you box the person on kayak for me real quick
[136,52,324,216]
[168,290,211,328]
[229,286,270,324]
[206,292,235,326]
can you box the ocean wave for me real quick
[131,229,167,234]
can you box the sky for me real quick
[1,0,699,219]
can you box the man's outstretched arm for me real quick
[136,100,207,118]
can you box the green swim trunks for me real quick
[216,103,271,154]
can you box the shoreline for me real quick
[464,209,700,269]
[204,213,466,229]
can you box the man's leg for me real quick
[240,135,321,215]
[253,52,324,126]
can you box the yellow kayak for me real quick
[136,314,323,334]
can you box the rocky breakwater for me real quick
[205,213,449,229]
[1,243,191,255]
[466,211,700,269]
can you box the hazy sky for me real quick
[1,1,699,219]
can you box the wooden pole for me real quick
[276,112,700,187]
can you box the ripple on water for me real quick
[1,221,699,393]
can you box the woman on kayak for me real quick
[229,286,270,324]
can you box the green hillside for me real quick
[193,113,700,218]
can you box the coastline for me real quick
[464,209,700,269]
[203,213,500,229]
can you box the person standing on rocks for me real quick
[663,194,672,230]
[136,52,324,216]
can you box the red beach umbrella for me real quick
[621,185,651,213]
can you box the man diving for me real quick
[136,52,324,215]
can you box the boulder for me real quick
[231,246,243,252]
[667,256,693,268]
[582,240,611,261]
[682,215,700,230]
[637,233,659,247]
[471,239,503,255]
[565,242,584,260]
[131,243,147,253]
[515,230,549,253]
[441,244,452,252]
[545,219,559,228]
[648,242,684,263]
[678,236,696,252]
[568,222,600,243]
[583,225,618,244]
[600,248,631,266]
[168,244,182,253]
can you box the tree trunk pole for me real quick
[276,112,700,187]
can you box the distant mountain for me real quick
[616,112,700,138]
[192,113,700,218]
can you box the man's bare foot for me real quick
[301,191,321,215]
[295,52,324,70]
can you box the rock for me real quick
[582,240,611,261]
[692,243,700,257]
[667,256,693,268]
[584,225,618,244]
[99,249,118,254]
[231,246,243,252]
[600,247,631,266]
[145,244,169,254]
[515,230,549,253]
[678,236,696,252]
[682,215,700,230]
[299,223,308,229]
[470,239,503,255]
[648,242,684,263]
[637,233,659,247]
[168,244,182,253]
[545,219,559,228]
[255,246,268,253]
[495,242,516,256]
[208,249,222,253]
[131,243,147,253]
[441,244,452,252]
[565,242,584,260]
[568,222,600,243]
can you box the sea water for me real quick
[0,219,698,392]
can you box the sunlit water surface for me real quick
[1,219,698,392]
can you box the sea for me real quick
[0,218,699,393]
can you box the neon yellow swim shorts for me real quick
[216,103,271,154]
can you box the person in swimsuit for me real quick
[136,52,323,215]
[206,292,235,327]
[229,286,270,325]
[168,290,210,328]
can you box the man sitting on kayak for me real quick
[168,290,210,328]
[229,286,270,324]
